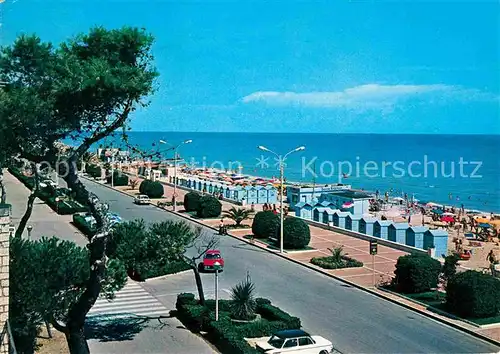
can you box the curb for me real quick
[145,269,192,282]
[83,177,500,347]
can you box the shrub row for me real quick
[106,171,129,186]
[86,164,102,179]
[133,260,190,280]
[251,212,311,249]
[72,214,96,237]
[311,256,363,269]
[175,293,301,354]
[8,167,88,215]
[184,192,221,218]
[394,253,441,294]
[139,179,164,198]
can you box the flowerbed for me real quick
[310,255,364,270]
[175,294,301,354]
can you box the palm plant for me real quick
[230,277,257,320]
[327,246,345,264]
[223,207,253,226]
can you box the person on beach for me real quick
[251,202,255,211]
[219,218,226,235]
[272,204,278,215]
[487,250,498,275]
[263,203,268,211]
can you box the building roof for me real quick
[425,229,449,236]
[314,207,327,213]
[319,200,334,207]
[409,226,428,233]
[361,217,377,223]
[335,211,351,217]
[294,202,306,208]
[374,220,393,226]
[274,329,310,339]
[390,223,410,229]
[324,208,340,215]
[347,214,363,220]
[329,190,373,199]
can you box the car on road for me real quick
[133,194,150,205]
[255,329,335,354]
[198,250,224,272]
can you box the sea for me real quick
[92,132,500,213]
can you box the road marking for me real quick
[87,281,170,320]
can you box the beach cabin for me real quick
[321,190,372,215]
[322,209,337,225]
[345,214,363,232]
[295,202,314,219]
[373,220,393,239]
[286,184,351,208]
[359,217,377,236]
[313,207,326,222]
[388,223,410,244]
[257,186,268,204]
[333,211,350,228]
[244,186,258,205]
[232,186,243,202]
[424,229,449,258]
[406,226,428,248]
[266,186,278,204]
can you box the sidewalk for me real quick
[104,174,500,343]
[5,170,218,354]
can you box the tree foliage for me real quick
[184,191,201,212]
[138,179,164,198]
[393,253,442,293]
[196,195,222,218]
[278,217,311,249]
[223,207,253,226]
[0,26,158,354]
[251,211,279,239]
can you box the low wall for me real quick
[299,217,427,255]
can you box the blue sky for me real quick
[2,0,499,134]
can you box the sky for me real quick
[1,0,499,134]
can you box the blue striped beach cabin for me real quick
[406,226,428,248]
[424,229,449,258]
[388,223,410,244]
[359,217,377,236]
[373,220,393,240]
[345,214,363,232]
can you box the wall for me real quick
[0,210,10,353]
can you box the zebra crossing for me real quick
[87,281,170,320]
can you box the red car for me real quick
[198,250,224,272]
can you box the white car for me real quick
[39,179,58,188]
[133,194,150,205]
[255,329,335,354]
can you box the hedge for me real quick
[184,192,201,212]
[394,253,442,293]
[251,211,279,239]
[72,214,96,237]
[311,255,363,269]
[446,270,500,318]
[106,171,129,186]
[139,179,164,198]
[175,293,301,354]
[133,260,190,281]
[86,164,102,179]
[196,195,222,218]
[278,217,310,249]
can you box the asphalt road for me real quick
[82,178,499,354]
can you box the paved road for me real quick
[82,178,499,354]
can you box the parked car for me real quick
[134,195,150,205]
[198,250,224,272]
[255,329,335,354]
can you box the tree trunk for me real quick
[45,320,52,338]
[65,327,90,354]
[0,182,6,204]
[191,263,205,305]
[15,163,41,238]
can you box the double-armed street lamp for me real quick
[257,145,305,253]
[159,139,193,211]
[27,225,33,240]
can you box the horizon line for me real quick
[125,131,500,136]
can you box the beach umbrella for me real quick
[489,220,500,226]
[441,216,455,223]
[393,197,404,201]
[474,217,490,223]
[479,223,491,228]
[427,202,440,207]
[432,209,443,215]
[342,201,354,209]
[442,212,455,216]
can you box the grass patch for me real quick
[186,211,221,220]
[310,255,364,269]
[227,224,252,229]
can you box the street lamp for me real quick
[213,261,222,321]
[27,225,33,240]
[159,139,193,211]
[55,197,60,214]
[257,145,305,253]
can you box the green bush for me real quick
[394,253,442,293]
[184,192,201,212]
[106,171,129,186]
[86,164,102,179]
[251,211,279,239]
[256,303,301,329]
[196,195,222,218]
[277,217,310,249]
[139,179,164,198]
[311,255,363,269]
[446,270,500,318]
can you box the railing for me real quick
[0,320,17,354]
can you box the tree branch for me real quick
[49,313,68,334]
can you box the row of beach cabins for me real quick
[295,201,448,258]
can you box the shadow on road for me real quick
[231,243,268,254]
[85,314,171,342]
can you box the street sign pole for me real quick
[214,261,221,321]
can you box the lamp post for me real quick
[257,145,305,253]
[159,139,192,211]
[27,225,33,240]
[213,261,222,321]
[55,197,60,214]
